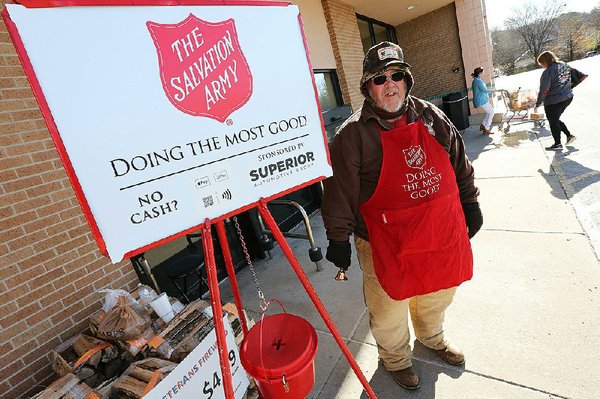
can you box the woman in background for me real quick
[471,67,495,135]
[534,51,577,151]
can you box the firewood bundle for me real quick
[51,333,124,389]
[111,358,178,399]
[30,373,100,399]
[90,309,156,362]
[44,297,253,398]
[222,302,253,346]
[150,299,212,361]
[89,309,105,337]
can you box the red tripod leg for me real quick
[257,201,377,398]
[216,220,249,335]
[201,221,235,399]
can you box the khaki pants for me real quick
[355,237,457,371]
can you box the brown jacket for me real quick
[321,96,479,242]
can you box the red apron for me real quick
[359,119,473,300]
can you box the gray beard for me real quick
[380,98,404,113]
[368,86,405,113]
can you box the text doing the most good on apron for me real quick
[359,119,472,300]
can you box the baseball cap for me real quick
[359,42,414,102]
[363,41,411,75]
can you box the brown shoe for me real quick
[483,128,494,135]
[479,124,485,131]
[390,366,421,390]
[435,344,465,365]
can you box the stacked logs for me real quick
[149,299,212,362]
[30,373,99,399]
[40,296,252,399]
[111,358,178,399]
[51,334,123,389]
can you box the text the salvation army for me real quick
[170,27,238,111]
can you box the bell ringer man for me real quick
[321,42,483,390]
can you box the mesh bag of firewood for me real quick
[51,333,124,389]
[98,296,151,341]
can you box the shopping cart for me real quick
[497,88,546,133]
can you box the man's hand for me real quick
[533,107,539,114]
[326,240,352,270]
[462,203,483,239]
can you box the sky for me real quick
[485,0,599,30]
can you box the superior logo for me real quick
[249,152,315,182]
[147,14,253,122]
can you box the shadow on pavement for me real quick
[537,147,600,200]
[533,125,552,139]
[358,342,464,399]
[462,129,494,162]
[537,166,568,199]
[463,123,547,162]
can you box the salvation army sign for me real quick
[147,14,253,121]
[3,3,332,262]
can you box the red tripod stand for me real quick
[201,199,377,398]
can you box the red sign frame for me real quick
[2,0,331,261]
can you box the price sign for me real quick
[144,314,249,399]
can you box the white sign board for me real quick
[144,314,249,399]
[5,4,332,262]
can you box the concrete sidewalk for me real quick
[220,123,600,399]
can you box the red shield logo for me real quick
[403,145,426,170]
[147,15,253,122]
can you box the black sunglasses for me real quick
[372,71,406,86]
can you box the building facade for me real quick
[0,1,493,397]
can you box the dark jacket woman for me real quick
[535,51,576,150]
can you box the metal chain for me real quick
[232,216,267,311]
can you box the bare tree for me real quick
[589,5,600,49]
[590,5,600,29]
[505,0,566,63]
[491,28,526,75]
[558,13,589,60]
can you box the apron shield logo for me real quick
[403,145,426,169]
[147,15,253,122]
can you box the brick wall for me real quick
[0,4,139,397]
[455,0,495,114]
[396,3,467,102]
[322,0,364,111]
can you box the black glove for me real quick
[326,240,352,270]
[462,203,483,239]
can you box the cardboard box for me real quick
[530,112,544,120]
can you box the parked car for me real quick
[584,50,598,58]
